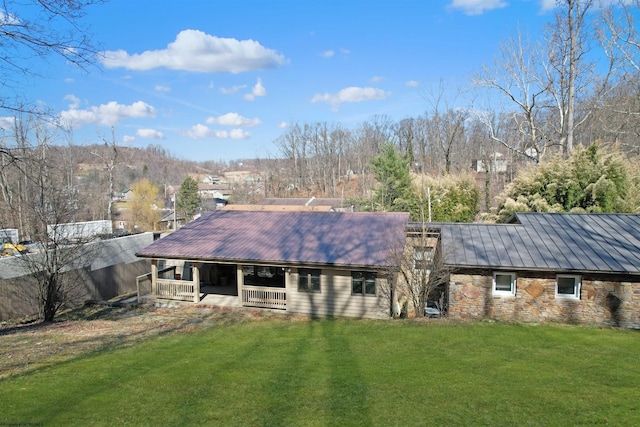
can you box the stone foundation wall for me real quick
[448,272,640,328]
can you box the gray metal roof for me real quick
[442,213,640,274]
[137,210,409,268]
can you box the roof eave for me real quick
[136,252,394,270]
[445,263,640,276]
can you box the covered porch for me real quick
[146,260,287,310]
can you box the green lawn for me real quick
[2,319,640,426]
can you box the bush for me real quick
[409,173,480,222]
[494,144,640,222]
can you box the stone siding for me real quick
[448,271,640,328]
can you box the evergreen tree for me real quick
[371,144,412,212]
[177,176,201,220]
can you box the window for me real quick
[414,246,434,270]
[492,272,516,296]
[298,269,321,292]
[556,275,581,299]
[243,265,285,288]
[352,271,376,296]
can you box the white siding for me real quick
[287,267,389,319]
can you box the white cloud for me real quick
[123,135,136,143]
[0,11,19,25]
[137,128,165,139]
[340,48,351,55]
[60,101,156,128]
[208,81,215,89]
[206,112,261,127]
[540,0,555,10]
[155,85,171,92]
[448,0,507,15]
[230,129,250,139]
[0,116,16,130]
[321,50,335,58]
[64,94,80,109]
[539,0,625,13]
[406,80,420,87]
[220,84,247,95]
[187,124,213,139]
[310,87,391,111]
[64,78,74,84]
[244,78,267,101]
[215,129,251,139]
[101,29,286,73]
[370,76,384,83]
[278,121,289,129]
[187,126,250,140]
[254,79,267,96]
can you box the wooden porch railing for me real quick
[242,286,286,310]
[137,266,177,303]
[156,278,195,302]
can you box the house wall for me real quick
[448,271,640,328]
[286,267,389,319]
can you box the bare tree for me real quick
[425,82,469,174]
[90,127,118,221]
[385,204,449,318]
[0,117,101,321]
[474,29,551,162]
[599,0,640,73]
[0,0,103,116]
[594,0,640,153]
[329,124,350,198]
[274,123,305,192]
[545,0,595,154]
[400,220,440,317]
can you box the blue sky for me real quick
[13,0,584,161]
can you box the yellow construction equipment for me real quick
[1,238,28,256]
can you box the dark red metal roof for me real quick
[137,210,409,268]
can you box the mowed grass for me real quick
[2,319,640,426]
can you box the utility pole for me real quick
[173,193,178,230]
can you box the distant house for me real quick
[136,210,409,319]
[441,213,640,328]
[197,183,233,200]
[471,157,508,173]
[157,210,186,230]
[166,183,233,201]
[112,188,131,202]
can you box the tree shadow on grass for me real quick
[0,304,262,380]
[321,319,373,425]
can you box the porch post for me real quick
[237,264,244,306]
[284,267,290,313]
[193,262,200,303]
[151,259,158,298]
